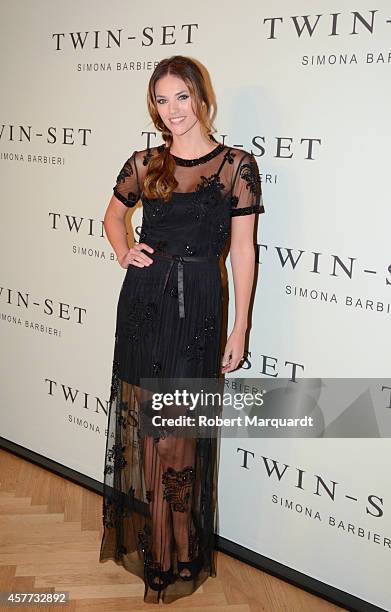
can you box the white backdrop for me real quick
[1,1,390,609]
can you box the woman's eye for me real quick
[156,95,188,104]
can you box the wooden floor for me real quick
[0,449,347,611]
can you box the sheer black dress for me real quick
[99,141,265,603]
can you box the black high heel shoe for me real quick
[177,555,201,581]
[146,562,175,591]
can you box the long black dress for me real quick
[99,141,265,603]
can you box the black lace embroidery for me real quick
[182,314,216,362]
[224,149,236,164]
[113,158,139,207]
[137,522,177,583]
[124,297,158,342]
[109,355,120,404]
[117,402,129,432]
[162,466,195,511]
[143,149,153,166]
[230,154,265,217]
[113,187,139,207]
[195,173,225,205]
[239,157,261,197]
[116,158,133,183]
[180,172,227,239]
[102,496,115,528]
[103,483,134,529]
[230,195,239,208]
[105,442,127,475]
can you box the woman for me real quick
[99,55,265,604]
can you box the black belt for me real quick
[149,250,218,319]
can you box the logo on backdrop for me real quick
[51,24,199,71]
[236,445,389,549]
[0,287,87,335]
[263,10,390,66]
[142,131,321,160]
[52,24,198,49]
[0,124,91,148]
[255,243,391,316]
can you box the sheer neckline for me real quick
[157,142,225,166]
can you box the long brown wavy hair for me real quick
[143,55,217,202]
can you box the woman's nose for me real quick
[168,101,180,115]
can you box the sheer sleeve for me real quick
[230,152,265,217]
[113,151,141,207]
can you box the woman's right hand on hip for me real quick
[118,243,155,269]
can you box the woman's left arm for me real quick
[221,215,257,373]
[221,151,265,374]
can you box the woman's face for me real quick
[155,73,199,137]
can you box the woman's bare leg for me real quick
[134,385,197,578]
[154,434,197,578]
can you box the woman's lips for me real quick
[170,116,185,124]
